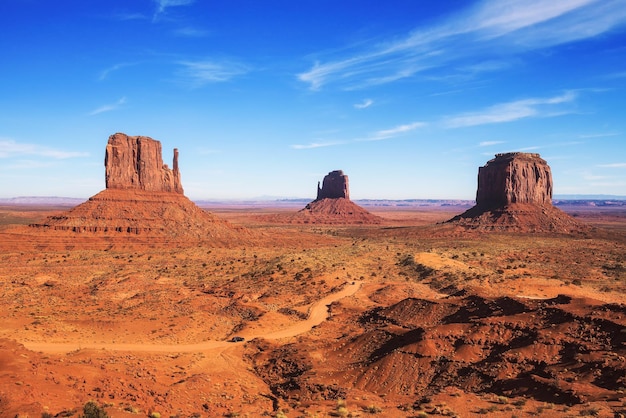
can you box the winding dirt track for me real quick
[22,281,362,354]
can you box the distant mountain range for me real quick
[1,195,625,207]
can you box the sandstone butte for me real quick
[292,170,382,224]
[29,133,246,241]
[448,152,587,233]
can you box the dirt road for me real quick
[22,281,362,354]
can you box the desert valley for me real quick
[0,134,624,418]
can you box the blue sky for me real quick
[1,0,626,200]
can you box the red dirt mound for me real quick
[248,293,625,413]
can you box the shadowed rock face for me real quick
[316,170,349,200]
[105,133,183,194]
[476,152,552,209]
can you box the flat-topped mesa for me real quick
[446,152,587,233]
[316,170,349,200]
[476,152,552,209]
[105,133,183,194]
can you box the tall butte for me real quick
[292,170,381,224]
[31,133,245,241]
[448,152,586,232]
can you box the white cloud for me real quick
[177,60,248,87]
[354,99,373,109]
[298,0,626,90]
[0,138,89,159]
[89,97,127,116]
[444,91,576,128]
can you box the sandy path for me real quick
[22,281,362,354]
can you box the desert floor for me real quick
[0,204,624,417]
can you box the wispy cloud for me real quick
[598,163,626,168]
[354,99,373,109]
[291,121,425,149]
[479,140,505,146]
[290,141,347,150]
[578,132,621,139]
[174,26,209,37]
[176,60,249,87]
[365,122,426,141]
[444,91,576,128]
[0,138,89,159]
[89,97,127,116]
[298,0,626,90]
[98,63,136,81]
[153,0,195,21]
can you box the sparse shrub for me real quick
[496,395,509,404]
[275,411,288,418]
[80,401,110,418]
[363,404,383,414]
[149,412,161,418]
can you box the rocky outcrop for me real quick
[448,153,587,233]
[475,153,552,209]
[281,170,381,224]
[105,133,183,194]
[316,170,349,200]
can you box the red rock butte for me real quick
[448,152,587,233]
[291,170,381,224]
[105,133,183,194]
[29,133,246,242]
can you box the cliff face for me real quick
[476,153,552,209]
[104,133,183,194]
[316,170,350,200]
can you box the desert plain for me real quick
[0,201,624,418]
